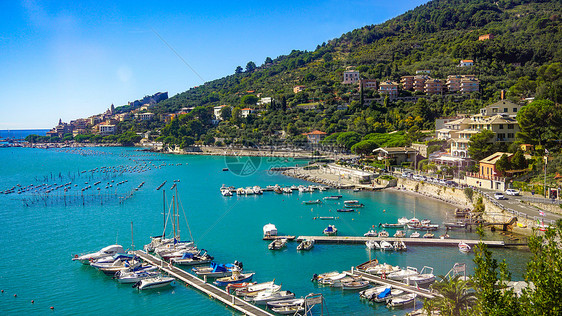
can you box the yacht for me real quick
[133,275,175,290]
[72,244,125,265]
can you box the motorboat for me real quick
[372,287,405,303]
[378,230,389,238]
[282,187,293,194]
[379,240,393,251]
[234,281,279,297]
[72,244,125,265]
[252,289,295,305]
[407,223,439,231]
[245,188,255,195]
[365,240,379,250]
[133,275,175,290]
[336,208,354,212]
[170,249,214,265]
[410,231,420,238]
[317,272,347,286]
[423,232,434,238]
[323,195,342,200]
[458,242,471,253]
[303,199,322,205]
[393,230,406,238]
[341,280,369,290]
[236,188,246,195]
[115,269,159,284]
[297,239,314,251]
[311,271,340,282]
[393,241,407,251]
[397,217,409,225]
[253,186,263,194]
[221,189,232,196]
[327,275,360,288]
[381,223,405,228]
[323,225,337,236]
[420,219,431,226]
[387,293,417,307]
[363,229,377,237]
[268,238,288,250]
[407,266,435,286]
[271,305,304,315]
[267,298,304,308]
[387,267,419,281]
[213,271,255,286]
[359,285,390,300]
[263,223,278,238]
[192,261,243,278]
[365,263,400,276]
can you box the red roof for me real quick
[303,130,327,135]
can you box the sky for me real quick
[0,0,428,129]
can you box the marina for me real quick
[296,236,510,247]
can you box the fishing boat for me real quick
[393,240,407,251]
[234,281,279,297]
[409,231,420,238]
[365,240,379,250]
[133,275,175,290]
[303,199,322,205]
[381,223,405,228]
[268,238,288,250]
[192,261,243,278]
[393,230,406,238]
[296,239,314,251]
[263,223,278,238]
[407,266,435,286]
[458,242,471,253]
[363,229,377,237]
[213,271,255,286]
[72,244,125,265]
[423,232,434,238]
[170,249,214,265]
[342,280,369,290]
[379,240,393,251]
[323,225,337,235]
[387,293,417,307]
[372,288,405,303]
[378,230,389,238]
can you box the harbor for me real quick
[296,236,510,247]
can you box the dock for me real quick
[133,251,274,316]
[345,270,438,299]
[296,236,509,247]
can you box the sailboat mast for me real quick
[162,190,166,239]
[171,194,176,239]
[175,184,180,240]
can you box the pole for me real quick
[131,221,134,250]
[544,155,548,198]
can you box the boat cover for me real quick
[378,287,391,299]
[181,253,194,259]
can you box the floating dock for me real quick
[296,236,510,247]
[133,251,274,316]
[345,270,438,299]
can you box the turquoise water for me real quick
[0,147,530,315]
[0,129,48,139]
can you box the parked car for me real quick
[505,189,520,196]
[494,192,506,200]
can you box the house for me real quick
[342,70,360,84]
[459,59,474,67]
[372,147,418,165]
[257,97,272,106]
[213,105,228,120]
[378,81,399,99]
[460,77,479,94]
[302,130,327,144]
[478,34,494,41]
[293,85,305,93]
[479,152,514,179]
[241,108,254,118]
[424,79,443,94]
[98,124,116,136]
[400,76,415,90]
[360,79,378,90]
[479,100,522,117]
[137,112,154,121]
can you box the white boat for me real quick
[379,240,393,251]
[317,272,347,286]
[458,242,471,253]
[387,293,417,307]
[393,240,407,251]
[342,280,369,290]
[267,298,304,308]
[133,276,175,290]
[410,231,420,238]
[72,244,125,265]
[365,264,400,276]
[387,267,419,281]
[397,217,409,225]
[115,269,159,284]
[407,266,435,286]
[170,249,214,265]
[323,225,337,236]
[252,289,295,305]
[263,223,278,238]
[421,219,431,225]
[221,189,232,196]
[192,261,242,278]
[268,238,287,250]
[253,186,263,194]
[282,187,293,193]
[297,239,314,251]
[235,281,279,297]
[236,188,246,195]
[372,288,405,303]
[311,271,340,282]
[365,240,380,250]
[271,305,304,315]
[378,230,389,238]
[393,230,406,238]
[363,229,378,237]
[359,285,391,300]
[213,271,255,286]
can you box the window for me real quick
[508,124,514,129]
[499,124,504,129]
[493,108,498,113]
[508,133,514,138]
[504,108,508,112]
[513,108,518,112]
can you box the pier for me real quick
[345,270,438,299]
[296,236,511,247]
[133,251,274,316]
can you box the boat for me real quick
[268,238,288,250]
[221,189,232,196]
[192,261,243,278]
[170,249,214,265]
[439,233,450,239]
[381,223,405,228]
[336,208,354,212]
[323,225,337,236]
[407,266,435,286]
[317,272,347,286]
[365,263,401,276]
[393,240,407,251]
[326,275,360,288]
[263,223,278,238]
[397,217,409,225]
[222,168,229,171]
[115,269,160,284]
[253,186,263,194]
[296,239,314,251]
[359,285,391,300]
[365,240,379,249]
[421,219,432,226]
[444,221,467,229]
[458,242,471,253]
[372,287,405,303]
[252,289,295,305]
[234,281,279,297]
[304,199,322,205]
[387,267,419,281]
[393,230,406,238]
[236,188,246,195]
[387,293,417,307]
[363,229,377,237]
[311,271,340,282]
[342,280,369,290]
[407,223,440,231]
[213,271,255,286]
[133,275,175,290]
[267,298,304,308]
[378,230,389,238]
[282,187,293,194]
[423,232,434,238]
[72,244,125,265]
[316,216,337,220]
[410,231,420,238]
[344,200,364,207]
[379,240,393,251]
[271,305,304,315]
[323,195,342,200]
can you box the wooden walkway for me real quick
[133,251,273,316]
[296,236,507,247]
[346,270,438,299]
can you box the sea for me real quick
[0,146,531,315]
[0,129,48,140]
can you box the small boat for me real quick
[263,223,278,238]
[311,271,340,282]
[381,223,405,228]
[365,240,379,249]
[409,231,420,238]
[323,225,337,236]
[252,289,295,305]
[393,230,405,238]
[393,241,407,251]
[323,195,342,200]
[372,287,405,303]
[221,189,232,196]
[363,229,377,237]
[359,285,390,300]
[342,280,369,290]
[133,275,175,290]
[317,272,347,286]
[297,239,314,251]
[282,187,293,194]
[72,244,125,265]
[268,238,288,250]
[234,281,279,297]
[170,249,214,266]
[316,216,337,220]
[397,217,409,225]
[115,269,159,284]
[213,271,255,286]
[407,266,435,286]
[421,219,431,226]
[271,305,304,315]
[387,267,419,281]
[379,240,393,251]
[458,242,471,253]
[423,232,434,238]
[387,293,417,307]
[407,223,439,231]
[222,168,229,171]
[444,221,467,229]
[336,208,354,212]
[365,264,400,276]
[267,298,304,308]
[304,199,322,205]
[378,230,389,238]
[192,261,243,278]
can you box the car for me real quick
[494,192,506,200]
[505,189,520,196]
[439,179,447,185]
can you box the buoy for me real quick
[1,289,4,293]
[14,294,17,297]
[31,300,34,304]
[50,306,54,310]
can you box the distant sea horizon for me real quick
[0,129,49,139]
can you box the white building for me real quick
[342,70,360,84]
[99,124,115,136]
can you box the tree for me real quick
[495,154,511,176]
[511,150,528,170]
[516,100,562,146]
[220,106,232,121]
[350,140,379,156]
[245,61,256,73]
[235,66,243,74]
[468,129,495,161]
[264,57,273,64]
[336,131,362,150]
[425,275,477,315]
[241,95,258,106]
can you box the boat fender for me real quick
[74,254,78,258]
[311,274,318,282]
[132,281,140,288]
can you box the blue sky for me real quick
[0,0,428,129]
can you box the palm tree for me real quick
[425,274,477,315]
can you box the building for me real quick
[302,130,327,144]
[459,59,474,67]
[414,75,430,92]
[372,147,418,165]
[98,124,115,136]
[416,70,431,75]
[378,81,399,99]
[460,77,479,94]
[479,100,522,117]
[257,97,272,106]
[424,79,443,94]
[293,85,305,93]
[137,112,155,121]
[46,119,73,138]
[342,70,360,84]
[400,76,415,90]
[479,152,514,179]
[360,79,378,90]
[213,105,228,120]
[478,34,494,41]
[241,108,254,118]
